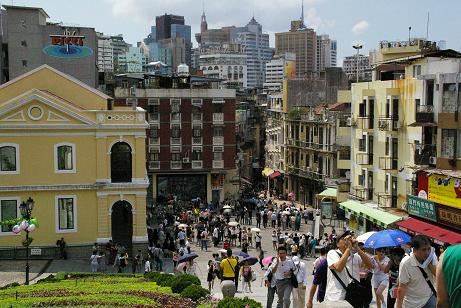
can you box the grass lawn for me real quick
[0,274,197,307]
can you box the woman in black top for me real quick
[384,247,405,308]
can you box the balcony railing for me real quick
[148,161,160,170]
[150,137,160,145]
[356,152,373,165]
[414,144,437,165]
[378,116,399,131]
[212,160,224,169]
[213,136,224,145]
[415,105,434,123]
[379,156,398,170]
[213,113,224,124]
[290,167,325,182]
[170,161,182,169]
[171,138,181,145]
[192,160,203,169]
[148,113,159,123]
[356,116,370,130]
[192,113,202,122]
[192,137,202,145]
[351,186,372,201]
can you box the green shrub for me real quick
[144,272,176,287]
[180,284,210,301]
[217,296,262,308]
[0,282,20,290]
[171,274,200,293]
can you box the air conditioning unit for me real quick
[182,157,190,163]
[429,156,437,165]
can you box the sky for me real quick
[5,0,460,65]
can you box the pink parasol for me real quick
[262,256,275,266]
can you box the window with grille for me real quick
[172,153,181,161]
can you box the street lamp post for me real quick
[353,44,363,83]
[19,197,35,285]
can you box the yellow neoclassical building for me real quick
[0,65,148,256]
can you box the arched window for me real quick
[111,142,132,183]
[0,144,18,173]
[214,66,219,70]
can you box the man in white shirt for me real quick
[396,235,437,308]
[177,229,186,247]
[325,230,372,306]
[291,256,309,308]
[144,257,151,274]
[272,246,296,308]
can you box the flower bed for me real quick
[0,274,196,308]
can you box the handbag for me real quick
[290,260,299,288]
[329,252,366,308]
[417,266,437,297]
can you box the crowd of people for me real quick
[81,193,459,308]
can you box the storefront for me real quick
[396,217,461,246]
[338,200,403,233]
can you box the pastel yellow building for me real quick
[0,65,148,256]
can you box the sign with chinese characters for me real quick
[407,195,437,222]
[428,174,461,209]
[43,28,93,59]
[438,204,461,231]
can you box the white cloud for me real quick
[352,20,369,35]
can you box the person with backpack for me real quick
[264,257,277,308]
[240,260,253,293]
[307,246,331,308]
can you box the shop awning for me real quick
[269,171,282,179]
[396,218,461,245]
[318,188,337,198]
[339,200,403,228]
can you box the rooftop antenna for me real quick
[408,26,412,42]
[300,0,305,27]
[426,12,430,40]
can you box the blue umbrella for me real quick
[237,251,250,258]
[177,252,198,264]
[364,230,411,249]
[239,256,258,266]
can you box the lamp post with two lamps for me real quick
[11,197,37,285]
[352,43,363,83]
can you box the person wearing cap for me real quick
[324,229,373,305]
[291,256,309,308]
[272,245,296,308]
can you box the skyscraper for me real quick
[316,34,337,71]
[231,17,272,89]
[275,25,317,78]
[155,14,185,41]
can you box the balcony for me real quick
[414,144,437,166]
[148,113,159,123]
[213,113,224,124]
[171,137,181,145]
[415,105,434,124]
[192,113,202,123]
[356,152,373,165]
[379,156,398,170]
[170,161,182,169]
[213,136,224,145]
[212,160,224,169]
[150,137,160,146]
[148,161,160,170]
[378,116,399,131]
[192,137,202,145]
[291,167,325,182]
[376,192,391,208]
[351,186,372,201]
[356,116,371,130]
[192,160,203,169]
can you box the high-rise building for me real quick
[155,14,185,41]
[145,14,192,69]
[231,17,272,89]
[0,5,98,87]
[116,47,147,73]
[316,34,337,71]
[97,33,114,72]
[264,52,296,92]
[343,54,371,82]
[275,25,317,78]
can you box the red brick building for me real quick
[114,75,237,204]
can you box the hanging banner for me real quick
[428,174,461,209]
